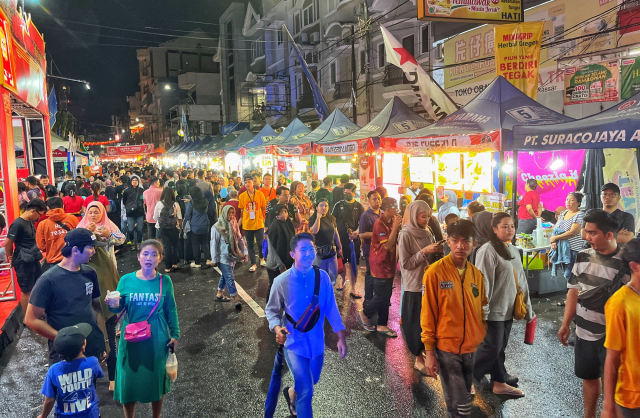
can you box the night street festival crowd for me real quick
[5,162,640,418]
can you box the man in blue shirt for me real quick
[266,232,347,417]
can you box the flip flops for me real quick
[283,387,296,416]
[357,313,376,332]
[214,295,230,302]
[377,329,398,338]
[249,265,257,272]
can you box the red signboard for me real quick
[12,38,46,114]
[379,130,501,155]
[0,8,15,91]
[52,149,67,157]
[107,144,155,156]
[273,143,313,157]
[313,138,374,156]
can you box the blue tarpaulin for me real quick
[226,128,257,150]
[513,90,640,150]
[285,109,359,145]
[269,118,311,145]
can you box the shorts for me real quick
[575,336,606,380]
[620,405,640,418]
[13,262,43,293]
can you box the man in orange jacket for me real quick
[36,197,79,269]
[421,219,488,418]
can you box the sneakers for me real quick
[260,259,266,267]
[190,262,201,268]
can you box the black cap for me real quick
[54,323,92,359]
[601,183,621,194]
[64,228,107,249]
[243,174,253,181]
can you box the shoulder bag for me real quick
[284,267,321,333]
[512,268,527,320]
[117,274,163,343]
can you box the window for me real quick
[330,62,336,85]
[378,43,385,68]
[182,52,198,72]
[294,13,301,34]
[226,22,233,50]
[318,68,322,87]
[421,26,429,54]
[360,50,366,74]
[303,0,316,27]
[252,37,265,61]
[228,66,235,102]
[168,51,180,77]
[277,30,283,45]
[296,75,303,99]
[402,35,415,57]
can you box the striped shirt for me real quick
[568,247,630,341]
[556,210,585,251]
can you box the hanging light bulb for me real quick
[550,157,564,170]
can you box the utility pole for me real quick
[351,25,357,124]
[364,4,372,123]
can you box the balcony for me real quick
[333,80,352,100]
[382,64,410,87]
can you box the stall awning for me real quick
[269,118,311,145]
[513,90,640,151]
[383,76,573,154]
[235,124,278,154]
[226,128,255,150]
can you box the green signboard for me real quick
[621,57,640,100]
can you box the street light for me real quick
[121,129,125,133]
[86,83,90,90]
[165,84,171,90]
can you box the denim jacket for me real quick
[550,227,571,276]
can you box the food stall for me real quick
[227,124,277,175]
[203,132,235,171]
[314,97,430,202]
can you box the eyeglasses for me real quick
[601,193,619,198]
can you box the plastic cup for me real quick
[166,353,178,382]
[106,291,120,308]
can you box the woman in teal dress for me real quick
[106,239,180,418]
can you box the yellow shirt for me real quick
[238,189,267,231]
[605,285,640,409]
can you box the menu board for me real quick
[463,152,492,192]
[409,157,434,183]
[435,153,462,189]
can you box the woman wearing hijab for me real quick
[470,210,493,264]
[184,186,210,268]
[211,205,247,309]
[436,190,460,224]
[76,201,125,391]
[398,201,443,374]
[122,175,145,250]
[265,204,295,304]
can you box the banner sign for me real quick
[239,146,272,157]
[313,138,373,156]
[273,143,313,157]
[106,144,154,156]
[477,193,505,213]
[514,150,586,212]
[380,130,500,155]
[564,60,620,105]
[0,8,15,91]
[603,148,640,231]
[494,22,544,100]
[417,0,522,24]
[52,149,67,157]
[621,57,640,100]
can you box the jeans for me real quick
[147,223,158,239]
[244,228,264,265]
[283,349,324,418]
[126,215,144,244]
[363,255,374,308]
[190,232,210,265]
[105,315,117,381]
[362,277,394,326]
[436,349,476,417]
[516,217,536,234]
[564,249,579,281]
[218,263,237,296]
[473,320,513,383]
[160,228,180,268]
[313,255,338,285]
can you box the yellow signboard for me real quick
[417,0,522,24]
[494,22,544,99]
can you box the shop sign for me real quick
[52,148,67,157]
[417,0,522,24]
[12,38,46,114]
[477,193,505,212]
[621,57,640,100]
[564,60,620,105]
[391,120,431,133]
[494,22,544,99]
[261,155,273,167]
[277,160,286,171]
[0,8,15,90]
[106,144,154,156]
[273,144,312,157]
[380,130,500,154]
[313,139,372,156]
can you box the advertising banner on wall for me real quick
[621,57,640,100]
[106,144,154,156]
[563,60,620,105]
[494,22,544,100]
[515,150,586,212]
[417,0,522,24]
[603,148,640,230]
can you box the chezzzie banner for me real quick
[379,130,500,155]
[494,22,544,100]
[107,144,154,156]
[273,143,312,157]
[603,149,640,231]
[313,138,373,156]
[514,150,586,212]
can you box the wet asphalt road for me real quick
[0,248,591,418]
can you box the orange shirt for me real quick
[259,186,277,203]
[35,209,79,263]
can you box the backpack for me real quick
[158,204,178,229]
[107,199,117,213]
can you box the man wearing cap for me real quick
[25,228,107,365]
[39,323,104,418]
[586,183,636,245]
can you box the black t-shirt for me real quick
[43,184,59,198]
[59,180,75,195]
[265,199,297,230]
[29,265,105,358]
[612,209,635,233]
[332,200,365,235]
[332,186,344,206]
[78,187,91,197]
[7,217,38,261]
[308,214,336,246]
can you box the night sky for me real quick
[29,0,237,130]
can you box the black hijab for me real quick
[267,204,295,269]
[188,186,208,214]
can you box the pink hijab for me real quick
[77,201,120,234]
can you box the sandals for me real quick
[493,385,525,398]
[214,295,231,302]
[378,329,398,338]
[350,292,362,299]
[249,265,257,273]
[283,387,296,416]
[357,313,376,332]
[557,300,566,307]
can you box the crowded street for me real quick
[1,248,585,418]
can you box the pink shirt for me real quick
[143,186,163,224]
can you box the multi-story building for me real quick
[129,29,220,146]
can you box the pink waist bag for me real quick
[117,274,162,343]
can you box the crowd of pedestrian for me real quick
[3,163,640,418]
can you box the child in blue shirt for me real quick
[38,323,103,418]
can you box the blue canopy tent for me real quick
[226,128,255,150]
[234,124,278,154]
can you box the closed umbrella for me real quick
[583,149,606,211]
[264,331,287,418]
[348,240,357,279]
